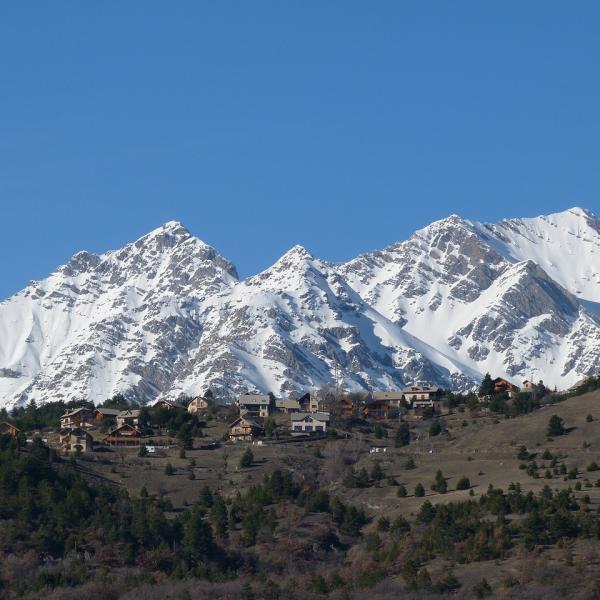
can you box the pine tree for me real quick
[395,422,410,447]
[431,469,447,493]
[371,461,384,481]
[210,492,228,538]
[547,415,566,436]
[183,508,213,560]
[478,373,494,397]
[429,420,442,437]
[456,475,470,490]
[414,482,425,497]
[239,447,254,468]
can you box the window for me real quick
[305,425,313,432]
[294,425,302,431]
[316,426,323,431]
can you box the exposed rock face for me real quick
[2,208,600,407]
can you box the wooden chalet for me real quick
[339,397,354,416]
[493,377,519,397]
[372,391,404,409]
[105,423,142,446]
[0,421,20,437]
[93,408,121,423]
[187,396,210,415]
[59,427,94,453]
[237,394,272,418]
[228,416,263,442]
[60,407,94,429]
[298,392,321,413]
[275,398,301,413]
[116,409,140,427]
[362,398,389,420]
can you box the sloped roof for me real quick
[401,386,439,394]
[107,423,141,435]
[373,391,404,401]
[276,399,301,409]
[95,408,121,416]
[238,394,271,405]
[228,416,263,429]
[291,412,330,422]
[118,409,140,418]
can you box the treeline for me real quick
[2,398,94,432]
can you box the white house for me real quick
[401,386,439,408]
[290,412,330,435]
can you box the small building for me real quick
[59,427,94,453]
[298,392,321,413]
[228,416,263,442]
[187,396,210,415]
[60,407,94,429]
[339,397,354,416]
[362,398,389,420]
[372,391,404,409]
[493,378,519,397]
[105,423,142,446]
[275,398,301,413]
[237,394,271,418]
[154,399,186,411]
[116,409,140,427]
[522,380,542,391]
[93,408,121,423]
[290,412,330,435]
[0,421,20,438]
[402,386,439,408]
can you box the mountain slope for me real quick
[165,245,478,400]
[2,208,600,407]
[0,222,238,405]
[338,208,600,390]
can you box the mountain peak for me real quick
[561,206,595,219]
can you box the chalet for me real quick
[402,386,439,408]
[290,412,330,435]
[228,416,263,442]
[187,396,210,415]
[116,409,140,427]
[493,377,519,397]
[372,391,404,409]
[60,407,94,429]
[154,399,186,411]
[339,397,354,416]
[362,398,389,420]
[59,427,94,453]
[0,421,20,437]
[237,394,271,418]
[105,423,142,446]
[93,408,121,423]
[298,392,321,413]
[275,399,301,413]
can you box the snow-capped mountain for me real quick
[1,207,600,407]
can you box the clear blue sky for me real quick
[2,2,600,299]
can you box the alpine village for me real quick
[4,370,600,599]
